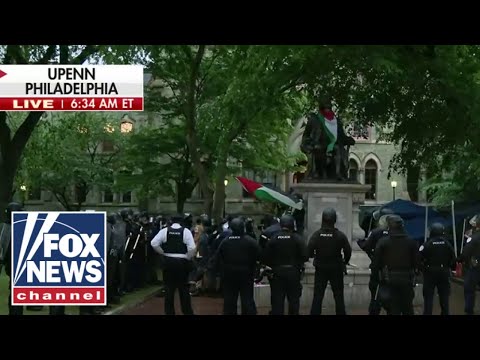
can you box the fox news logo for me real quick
[11,211,106,306]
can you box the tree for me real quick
[18,112,125,210]
[297,45,480,203]
[143,45,310,221]
[201,46,309,222]
[0,45,103,219]
[115,116,199,213]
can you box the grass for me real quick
[0,271,162,315]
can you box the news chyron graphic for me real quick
[0,65,143,111]
[11,211,107,306]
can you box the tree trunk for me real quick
[203,196,214,218]
[0,161,15,222]
[0,111,44,220]
[176,183,188,214]
[183,44,214,216]
[212,155,229,224]
[406,165,421,202]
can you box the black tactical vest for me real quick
[162,226,187,254]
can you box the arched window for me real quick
[365,159,378,200]
[348,159,359,182]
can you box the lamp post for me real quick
[391,180,397,201]
[223,179,229,218]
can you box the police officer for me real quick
[151,214,196,315]
[130,211,149,289]
[0,202,24,315]
[106,212,121,304]
[262,214,308,315]
[212,217,260,315]
[458,214,480,315]
[259,215,282,249]
[357,208,394,315]
[245,217,257,241]
[420,222,455,315]
[144,215,159,286]
[372,215,419,315]
[308,208,351,315]
[190,215,212,296]
[117,208,133,295]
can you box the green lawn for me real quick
[0,272,161,315]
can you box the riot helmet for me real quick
[120,208,131,221]
[171,214,184,226]
[373,207,394,222]
[132,211,141,223]
[429,222,446,238]
[184,213,193,228]
[280,214,296,231]
[322,208,337,226]
[230,217,245,236]
[387,215,405,234]
[5,202,23,224]
[107,212,118,225]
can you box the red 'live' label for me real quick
[0,97,143,111]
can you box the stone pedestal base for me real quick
[291,182,371,247]
[249,267,423,312]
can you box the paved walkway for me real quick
[120,281,477,315]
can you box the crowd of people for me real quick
[1,202,479,315]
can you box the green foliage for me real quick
[142,45,310,218]
[114,115,198,211]
[18,112,125,210]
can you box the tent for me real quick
[375,199,452,243]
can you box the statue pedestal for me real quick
[290,182,371,249]
[246,181,424,312]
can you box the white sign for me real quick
[0,65,144,111]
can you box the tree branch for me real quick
[71,45,100,65]
[8,45,28,64]
[36,45,57,64]
[59,45,69,64]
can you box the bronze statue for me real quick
[300,98,355,182]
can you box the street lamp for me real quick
[223,179,229,218]
[391,180,397,201]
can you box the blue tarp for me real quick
[377,199,453,243]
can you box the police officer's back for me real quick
[151,214,196,315]
[458,214,480,315]
[308,208,351,315]
[262,215,308,315]
[357,211,392,315]
[213,217,260,315]
[372,215,419,315]
[420,223,455,315]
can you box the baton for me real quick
[129,227,143,260]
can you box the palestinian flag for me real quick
[316,109,338,153]
[236,176,303,210]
